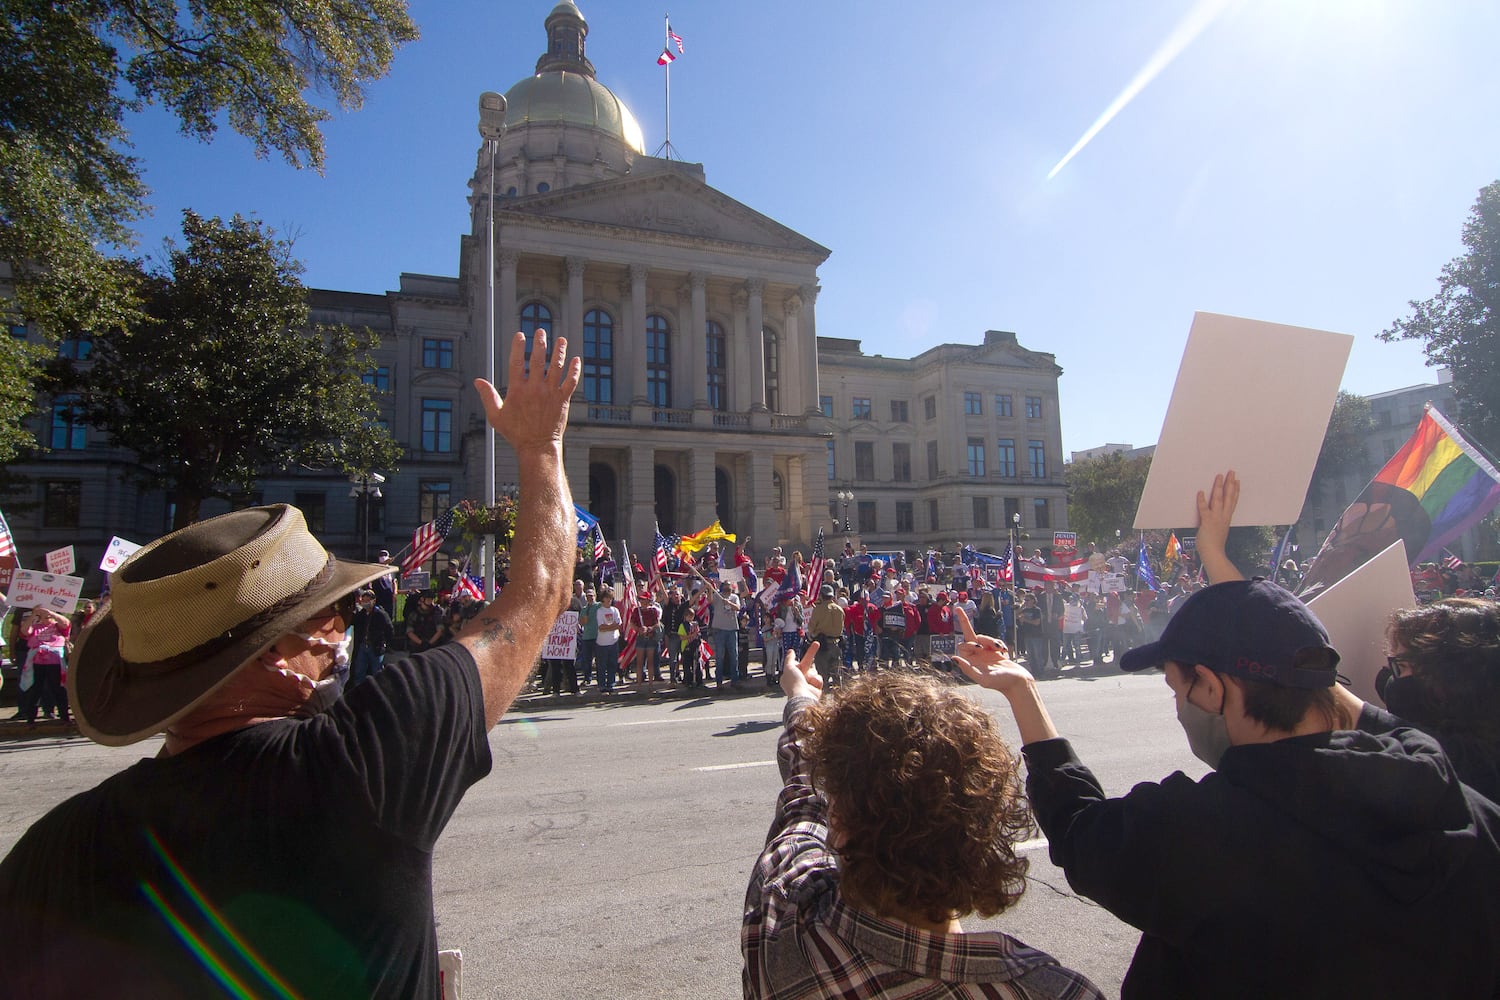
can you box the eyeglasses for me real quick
[1385,655,1416,678]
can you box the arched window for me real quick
[715,467,733,530]
[772,471,785,511]
[520,302,551,373]
[763,328,782,412]
[654,464,677,533]
[646,314,672,408]
[705,320,727,412]
[582,308,614,404]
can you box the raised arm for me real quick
[951,606,1059,745]
[1196,470,1244,584]
[460,331,582,728]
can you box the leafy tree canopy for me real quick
[1066,452,1151,547]
[0,0,416,462]
[1381,180,1500,457]
[67,210,400,527]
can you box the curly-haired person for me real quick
[742,642,1102,1000]
[1363,597,1500,803]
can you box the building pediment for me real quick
[500,172,830,260]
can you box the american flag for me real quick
[593,525,607,562]
[668,24,684,52]
[651,525,671,588]
[969,564,984,590]
[400,508,455,577]
[456,574,484,602]
[800,528,826,601]
[0,508,15,559]
[1442,550,1464,571]
[998,540,1014,582]
[618,546,639,669]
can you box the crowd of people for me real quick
[1,330,1498,998]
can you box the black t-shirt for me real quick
[0,644,492,999]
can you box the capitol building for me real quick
[11,2,1069,585]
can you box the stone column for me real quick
[748,449,776,549]
[628,263,649,405]
[565,256,586,349]
[564,439,590,515]
[800,284,821,416]
[781,291,802,417]
[730,286,749,414]
[746,278,766,411]
[497,249,519,389]
[689,444,717,529]
[689,271,708,408]
[628,443,656,551]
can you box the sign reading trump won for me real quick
[542,611,580,661]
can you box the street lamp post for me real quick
[836,489,855,540]
[478,91,508,601]
[349,472,386,562]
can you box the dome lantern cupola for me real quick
[536,1,594,77]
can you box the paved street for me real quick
[0,667,1206,998]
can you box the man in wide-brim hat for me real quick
[0,332,583,998]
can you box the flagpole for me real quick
[653,13,680,160]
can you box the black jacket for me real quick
[352,606,394,656]
[1024,728,1500,999]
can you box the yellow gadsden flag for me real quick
[677,520,736,555]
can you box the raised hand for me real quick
[472,330,581,454]
[780,641,823,700]
[951,605,1033,694]
[1195,470,1244,584]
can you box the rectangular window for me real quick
[363,366,390,391]
[923,395,937,420]
[828,500,840,525]
[58,336,92,360]
[707,326,728,412]
[892,442,911,482]
[973,496,990,530]
[42,480,81,529]
[50,395,87,450]
[997,439,1016,478]
[852,397,872,420]
[855,441,875,481]
[419,480,452,523]
[422,338,454,369]
[895,501,914,533]
[890,399,909,423]
[1029,440,1047,479]
[928,498,939,532]
[857,501,877,535]
[7,324,26,340]
[964,392,982,415]
[1033,498,1050,530]
[996,394,1013,417]
[1004,497,1020,525]
[294,491,327,534]
[967,437,985,477]
[827,440,836,481]
[1025,395,1043,419]
[820,394,834,417]
[927,440,939,479]
[421,398,453,452]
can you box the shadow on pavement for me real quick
[711,720,781,738]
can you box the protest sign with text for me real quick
[8,570,85,612]
[542,611,580,660]
[99,536,143,573]
[45,546,75,575]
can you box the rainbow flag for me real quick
[1299,406,1500,596]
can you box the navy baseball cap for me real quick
[1119,579,1339,688]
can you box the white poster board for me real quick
[45,545,75,575]
[1304,540,1416,704]
[718,565,744,589]
[541,611,580,660]
[1134,312,1354,529]
[8,570,85,612]
[99,536,142,573]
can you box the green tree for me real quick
[1066,452,1152,546]
[69,211,400,528]
[1380,180,1500,457]
[1304,389,1372,506]
[0,1,417,461]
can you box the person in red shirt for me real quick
[844,592,868,673]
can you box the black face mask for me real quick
[1378,672,1441,728]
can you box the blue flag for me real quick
[574,504,600,545]
[1137,538,1158,591]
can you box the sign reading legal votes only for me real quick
[9,570,85,612]
[45,545,75,575]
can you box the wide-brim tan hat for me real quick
[70,505,392,746]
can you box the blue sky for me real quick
[119,0,1500,456]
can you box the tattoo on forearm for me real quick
[471,618,516,649]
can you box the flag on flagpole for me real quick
[0,508,16,559]
[1300,405,1500,596]
[678,520,735,554]
[651,524,671,588]
[593,524,607,563]
[456,575,484,601]
[618,543,639,670]
[997,540,1014,582]
[801,528,826,601]
[1442,549,1464,571]
[656,47,675,65]
[401,508,456,577]
[574,504,600,544]
[1164,532,1182,573]
[668,24,684,52]
[1136,536,1158,591]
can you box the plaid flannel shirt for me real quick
[741,696,1104,1000]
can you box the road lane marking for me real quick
[1016,837,1050,853]
[694,760,777,772]
[611,712,777,728]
